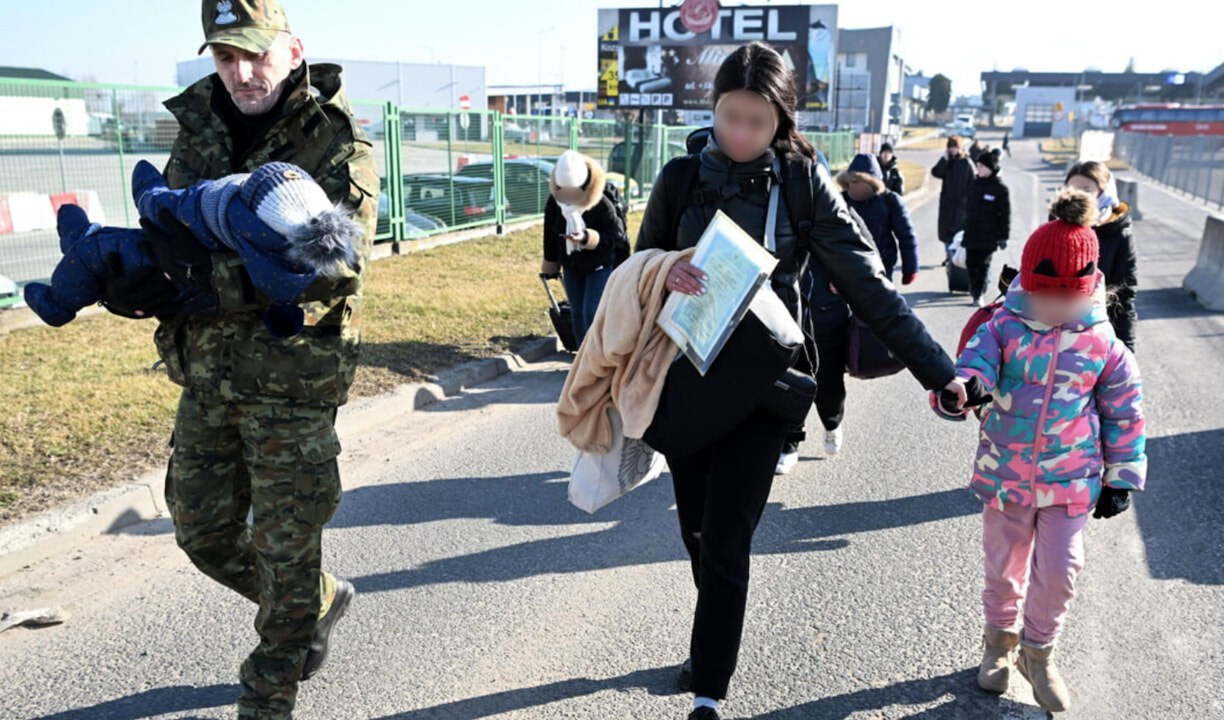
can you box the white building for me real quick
[1013,86,1078,138]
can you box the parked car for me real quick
[375,174,496,236]
[375,191,447,240]
[458,158,555,217]
[402,174,498,228]
[943,121,977,139]
[607,138,688,191]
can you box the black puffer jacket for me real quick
[1096,203,1138,350]
[542,159,627,275]
[636,141,955,390]
[932,154,976,244]
[962,172,1011,250]
[880,155,905,195]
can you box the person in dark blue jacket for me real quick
[835,153,920,283]
[25,160,363,338]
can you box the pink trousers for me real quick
[981,504,1088,645]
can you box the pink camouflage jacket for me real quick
[956,274,1147,517]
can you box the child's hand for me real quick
[1093,487,1131,519]
[929,377,992,421]
[963,376,993,408]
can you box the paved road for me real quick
[1,135,1222,719]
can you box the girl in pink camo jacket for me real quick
[935,190,1147,713]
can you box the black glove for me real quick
[99,251,187,320]
[539,271,561,281]
[141,208,214,292]
[939,376,993,415]
[1093,487,1131,519]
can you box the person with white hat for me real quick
[541,149,629,346]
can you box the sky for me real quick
[1,0,1219,99]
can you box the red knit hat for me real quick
[1020,189,1100,296]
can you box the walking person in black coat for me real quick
[878,142,905,195]
[932,136,976,249]
[540,150,629,346]
[1063,161,1138,350]
[635,42,967,720]
[962,151,1011,306]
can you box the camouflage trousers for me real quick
[165,390,343,719]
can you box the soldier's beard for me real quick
[230,77,287,116]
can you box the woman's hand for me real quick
[666,260,708,296]
[943,378,968,410]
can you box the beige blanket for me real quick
[556,248,695,453]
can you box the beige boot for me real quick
[977,626,1019,693]
[1017,641,1072,712]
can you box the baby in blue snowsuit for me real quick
[24,160,362,336]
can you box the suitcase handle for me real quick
[539,273,563,313]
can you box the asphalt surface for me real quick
[1,134,1222,719]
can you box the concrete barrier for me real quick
[1116,178,1142,221]
[0,190,107,235]
[1184,215,1224,311]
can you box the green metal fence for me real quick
[0,75,856,304]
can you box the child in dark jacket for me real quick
[1063,161,1137,351]
[962,151,1011,306]
[541,150,629,346]
[834,153,919,283]
[24,160,362,337]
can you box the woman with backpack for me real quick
[540,150,629,346]
[635,41,966,720]
[775,152,920,471]
[962,150,1011,307]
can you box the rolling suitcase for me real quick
[947,262,971,293]
[946,232,971,293]
[540,274,579,352]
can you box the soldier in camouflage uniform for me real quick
[100,2,379,717]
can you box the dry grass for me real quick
[898,160,927,195]
[0,212,643,523]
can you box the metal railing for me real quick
[0,75,857,301]
[1113,131,1224,209]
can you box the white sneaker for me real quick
[976,295,989,308]
[824,428,844,455]
[775,452,799,475]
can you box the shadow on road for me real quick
[749,668,1047,719]
[26,683,239,720]
[338,469,980,594]
[1137,428,1224,585]
[1133,286,1219,322]
[370,664,676,719]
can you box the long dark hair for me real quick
[712,42,815,160]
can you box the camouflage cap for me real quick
[198,0,291,55]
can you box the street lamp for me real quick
[538,26,556,116]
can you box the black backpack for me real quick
[602,181,631,266]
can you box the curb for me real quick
[0,335,564,579]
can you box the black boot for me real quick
[302,578,355,680]
[677,658,693,692]
[687,707,720,720]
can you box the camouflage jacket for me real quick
[155,63,379,407]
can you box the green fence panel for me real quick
[0,77,179,289]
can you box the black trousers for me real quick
[965,247,995,300]
[667,408,791,700]
[783,333,847,453]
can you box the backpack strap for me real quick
[782,153,816,241]
[664,155,703,242]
